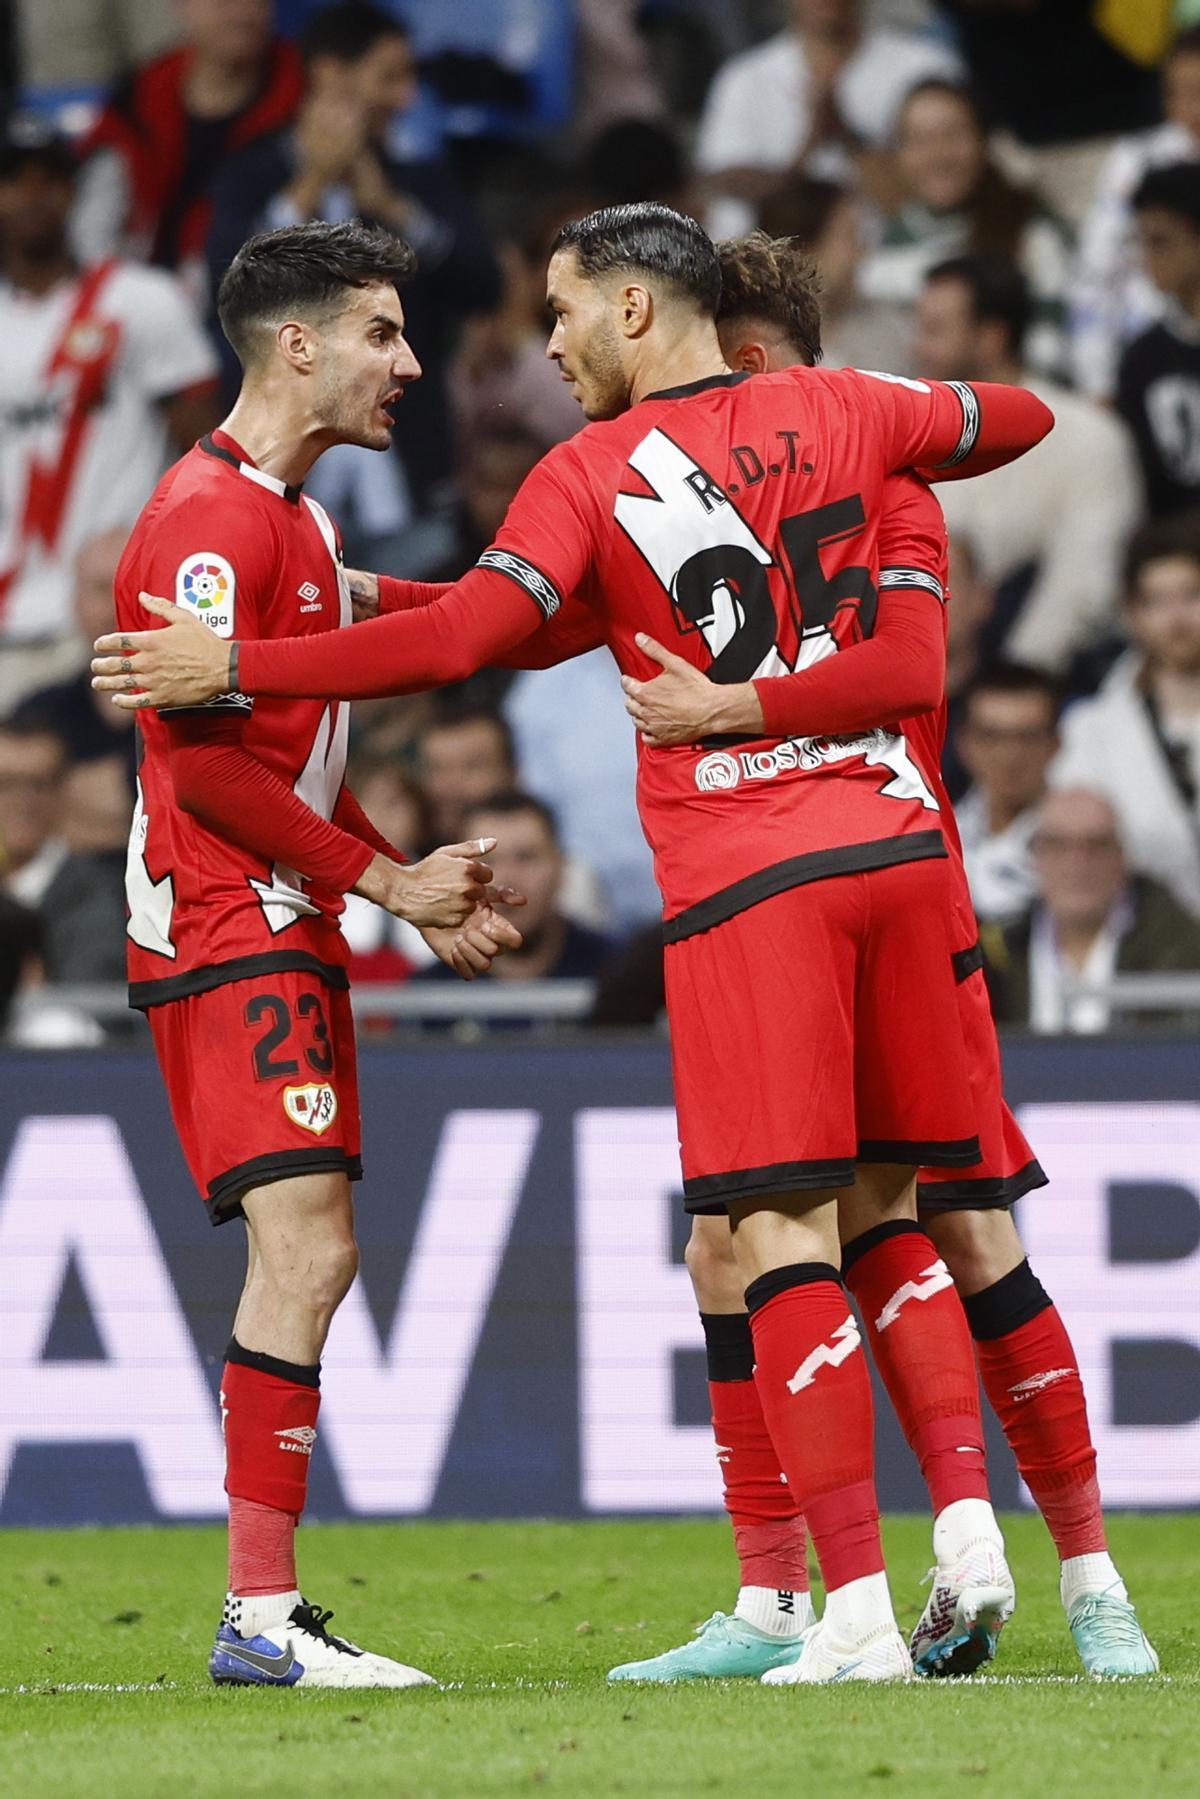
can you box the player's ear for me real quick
[620,282,653,338]
[728,341,769,375]
[276,319,316,374]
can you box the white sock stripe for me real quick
[874,1259,954,1331]
[785,1316,862,1392]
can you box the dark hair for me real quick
[580,120,687,207]
[925,251,1032,355]
[463,787,560,845]
[551,202,720,316]
[0,894,44,1034]
[1170,24,1200,59]
[1131,161,1200,232]
[963,659,1062,723]
[217,221,415,364]
[899,80,1037,260]
[300,1,406,65]
[757,175,847,246]
[0,706,68,757]
[421,704,516,770]
[1124,510,1200,593]
[716,231,822,366]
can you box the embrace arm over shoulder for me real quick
[823,369,1054,480]
[163,711,373,891]
[754,587,945,739]
[378,575,604,669]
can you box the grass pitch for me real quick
[1,1514,1195,1798]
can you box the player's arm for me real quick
[352,572,605,670]
[92,451,596,709]
[818,367,1054,480]
[623,478,947,746]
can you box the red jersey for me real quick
[120,432,359,1008]
[485,366,981,925]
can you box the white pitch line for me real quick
[0,1682,181,1694]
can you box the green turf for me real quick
[0,1514,1194,1797]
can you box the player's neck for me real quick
[628,322,730,407]
[2,244,74,298]
[218,391,332,489]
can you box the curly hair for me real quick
[715,231,822,367]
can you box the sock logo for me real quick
[275,1425,318,1455]
[714,1442,732,1464]
[786,1316,861,1393]
[1008,1367,1074,1403]
[777,1591,795,1613]
[875,1259,954,1331]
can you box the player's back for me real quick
[522,366,963,922]
[120,433,354,1008]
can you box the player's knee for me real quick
[926,1206,1024,1298]
[684,1218,741,1310]
[300,1233,360,1314]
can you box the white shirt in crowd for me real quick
[695,25,960,239]
[0,261,217,642]
[1027,896,1133,1035]
[954,787,1039,927]
[1051,651,1200,920]
[1070,120,1197,401]
[935,374,1143,673]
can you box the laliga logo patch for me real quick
[176,552,236,638]
[283,1083,338,1136]
[695,750,740,793]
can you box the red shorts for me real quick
[665,855,982,1214]
[916,941,1046,1214]
[149,969,362,1224]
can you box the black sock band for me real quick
[744,1261,842,1316]
[225,1336,321,1389]
[961,1259,1052,1342]
[840,1218,925,1278]
[700,1311,755,1382]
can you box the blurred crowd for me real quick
[2,0,1200,1040]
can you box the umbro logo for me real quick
[275,1425,318,1455]
[297,582,321,601]
[1009,1368,1074,1403]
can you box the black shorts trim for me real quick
[951,940,984,983]
[858,1135,982,1169]
[131,949,350,1011]
[683,1155,856,1215]
[206,1148,363,1226]
[663,830,947,945]
[916,1157,1048,1215]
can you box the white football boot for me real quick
[911,1501,1016,1678]
[762,1617,913,1685]
[210,1593,435,1688]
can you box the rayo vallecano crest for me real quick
[282,1083,338,1136]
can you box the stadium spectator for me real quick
[0,712,127,984]
[1116,162,1200,520]
[0,117,219,713]
[14,0,178,99]
[934,0,1162,226]
[75,0,302,293]
[418,791,613,998]
[941,530,995,800]
[695,0,960,238]
[955,662,1061,927]
[983,787,1200,1033]
[573,0,667,142]
[433,428,545,583]
[339,755,438,985]
[917,253,1143,673]
[1051,515,1200,920]
[857,81,1072,379]
[206,0,501,527]
[0,890,103,1046]
[1071,25,1200,399]
[20,527,136,789]
[753,175,911,371]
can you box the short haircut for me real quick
[0,706,69,756]
[217,220,415,366]
[758,175,847,247]
[551,202,721,316]
[1124,510,1200,593]
[716,231,822,366]
[0,894,44,1031]
[421,704,516,769]
[1131,161,1200,231]
[963,659,1062,724]
[300,1,405,64]
[925,251,1032,355]
[464,787,560,845]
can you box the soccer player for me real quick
[96,203,1053,1683]
[116,221,523,1688]
[608,232,1158,1682]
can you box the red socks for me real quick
[700,1313,808,1593]
[746,1266,884,1593]
[964,1261,1107,1560]
[843,1222,989,1514]
[221,1339,320,1596]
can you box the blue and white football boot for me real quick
[607,1600,815,1683]
[210,1592,434,1689]
[1067,1585,1159,1678]
[910,1529,1015,1679]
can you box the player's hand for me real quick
[346,568,380,621]
[621,634,765,745]
[356,840,498,928]
[91,592,231,710]
[421,899,525,981]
